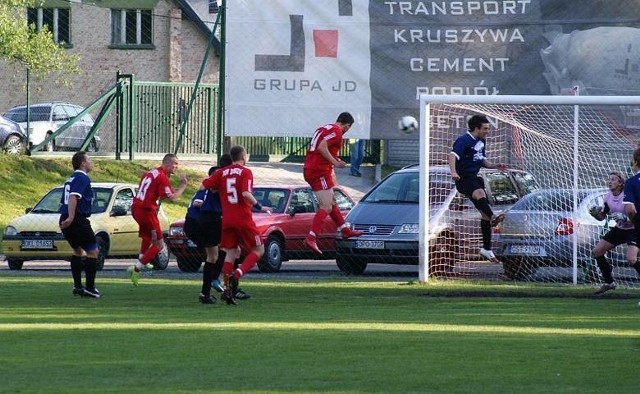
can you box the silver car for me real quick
[493,188,620,280]
[0,115,26,154]
[3,102,99,152]
[335,164,539,275]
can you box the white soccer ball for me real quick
[398,115,418,134]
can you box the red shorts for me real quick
[219,221,262,250]
[303,168,336,191]
[132,206,163,240]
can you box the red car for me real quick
[166,185,357,272]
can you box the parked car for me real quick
[3,102,99,152]
[2,183,169,270]
[0,114,27,155]
[335,164,539,275]
[493,188,620,280]
[166,185,356,272]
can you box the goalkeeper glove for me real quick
[588,206,602,219]
[610,212,628,225]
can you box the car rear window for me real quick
[513,190,589,211]
[4,107,51,123]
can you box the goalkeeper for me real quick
[590,171,640,295]
[449,114,506,263]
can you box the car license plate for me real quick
[355,240,385,249]
[508,245,541,255]
[21,239,54,250]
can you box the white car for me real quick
[3,102,99,152]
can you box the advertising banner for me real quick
[225,0,640,139]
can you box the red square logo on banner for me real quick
[313,30,338,57]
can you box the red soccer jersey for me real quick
[202,164,254,224]
[132,166,174,210]
[303,123,344,173]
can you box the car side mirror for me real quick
[110,205,128,217]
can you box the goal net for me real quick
[419,95,640,287]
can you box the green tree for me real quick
[0,0,79,75]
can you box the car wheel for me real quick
[44,132,55,152]
[176,256,202,272]
[430,233,456,277]
[502,257,537,280]
[3,135,25,155]
[257,235,283,273]
[151,246,169,270]
[7,259,24,270]
[336,255,367,275]
[95,236,108,271]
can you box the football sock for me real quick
[329,204,345,227]
[595,255,614,283]
[473,197,494,219]
[311,209,329,237]
[213,250,225,278]
[140,237,151,256]
[480,219,491,250]
[222,260,234,287]
[84,257,98,290]
[201,262,214,295]
[70,255,83,289]
[238,252,260,277]
[140,244,160,265]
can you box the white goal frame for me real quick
[418,94,640,284]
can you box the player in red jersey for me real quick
[302,112,363,254]
[127,153,187,286]
[201,145,272,305]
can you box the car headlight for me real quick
[4,226,18,236]
[169,226,185,236]
[398,224,419,234]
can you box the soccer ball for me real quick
[398,115,418,134]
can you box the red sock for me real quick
[140,244,160,265]
[238,252,260,278]
[329,204,345,227]
[222,260,234,286]
[310,209,329,237]
[140,237,151,257]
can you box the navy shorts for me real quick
[455,174,485,198]
[197,212,222,247]
[60,215,97,252]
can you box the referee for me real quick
[59,151,101,298]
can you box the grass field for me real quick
[0,275,638,393]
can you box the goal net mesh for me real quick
[425,99,638,287]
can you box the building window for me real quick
[209,1,219,13]
[27,7,71,45]
[110,9,153,48]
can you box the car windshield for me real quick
[512,190,589,211]
[363,171,451,204]
[31,187,113,214]
[253,188,290,213]
[4,107,51,123]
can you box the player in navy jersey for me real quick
[623,147,640,285]
[448,114,506,263]
[590,171,639,294]
[59,151,101,298]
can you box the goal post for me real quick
[418,94,640,285]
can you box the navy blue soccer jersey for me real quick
[451,131,486,175]
[623,172,640,224]
[200,189,222,214]
[186,189,206,219]
[60,170,93,217]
